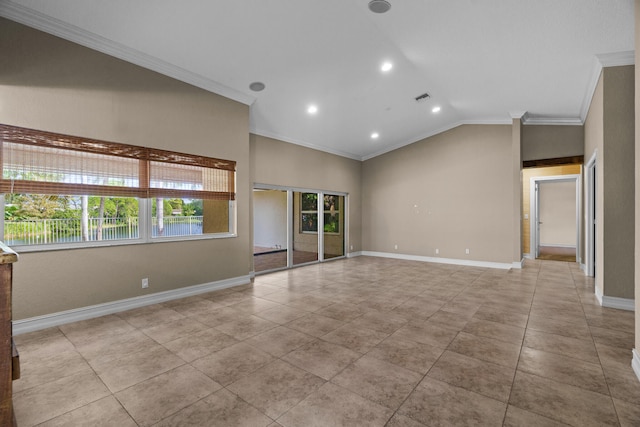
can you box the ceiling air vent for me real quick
[368,0,391,14]
[415,93,431,102]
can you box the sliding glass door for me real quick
[293,191,319,266]
[322,194,344,259]
[253,189,288,273]
[253,186,347,274]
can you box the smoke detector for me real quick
[368,0,391,14]
[249,82,266,92]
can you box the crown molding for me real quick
[0,1,255,106]
[249,128,362,161]
[509,111,527,120]
[596,50,635,67]
[580,50,635,121]
[361,118,512,161]
[521,116,584,126]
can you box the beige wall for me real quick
[362,124,514,263]
[522,125,584,161]
[253,190,287,249]
[539,181,577,246]
[250,134,362,255]
[0,19,251,319]
[584,66,635,300]
[603,66,635,300]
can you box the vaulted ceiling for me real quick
[0,0,634,160]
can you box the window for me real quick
[300,193,340,234]
[0,124,236,249]
[300,193,318,233]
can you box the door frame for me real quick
[253,183,348,274]
[585,151,597,276]
[529,174,581,261]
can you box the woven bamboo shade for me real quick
[0,124,236,200]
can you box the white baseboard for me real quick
[513,258,525,269]
[523,253,532,259]
[633,349,640,384]
[347,251,363,258]
[360,251,514,270]
[595,287,635,311]
[580,263,586,273]
[13,274,251,335]
[595,287,603,305]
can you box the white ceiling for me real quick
[0,0,635,160]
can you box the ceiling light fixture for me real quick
[371,132,379,139]
[432,106,441,113]
[368,0,391,14]
[249,82,265,92]
[381,62,393,72]
[307,105,318,114]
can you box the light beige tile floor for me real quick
[12,257,640,426]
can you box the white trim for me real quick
[250,129,361,161]
[579,51,635,123]
[580,58,603,123]
[522,116,584,126]
[509,111,527,120]
[529,174,581,261]
[347,251,363,258]
[585,151,597,277]
[596,51,636,67]
[513,258,525,269]
[360,251,514,270]
[0,2,254,106]
[253,183,348,197]
[523,253,532,259]
[601,296,635,311]
[580,263,586,273]
[13,274,251,335]
[595,286,604,305]
[633,349,640,384]
[595,287,635,311]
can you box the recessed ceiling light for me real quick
[432,106,441,113]
[371,132,379,139]
[307,105,318,114]
[368,0,391,14]
[381,62,393,72]
[249,82,265,92]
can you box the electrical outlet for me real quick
[435,248,439,255]
[394,244,398,250]
[350,245,353,251]
[142,278,149,289]
[465,248,470,254]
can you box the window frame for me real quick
[299,192,341,236]
[0,124,237,252]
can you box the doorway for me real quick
[253,186,347,274]
[530,174,581,263]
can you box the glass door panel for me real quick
[253,189,288,272]
[323,194,345,259]
[293,191,319,265]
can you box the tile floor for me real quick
[13,257,640,426]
